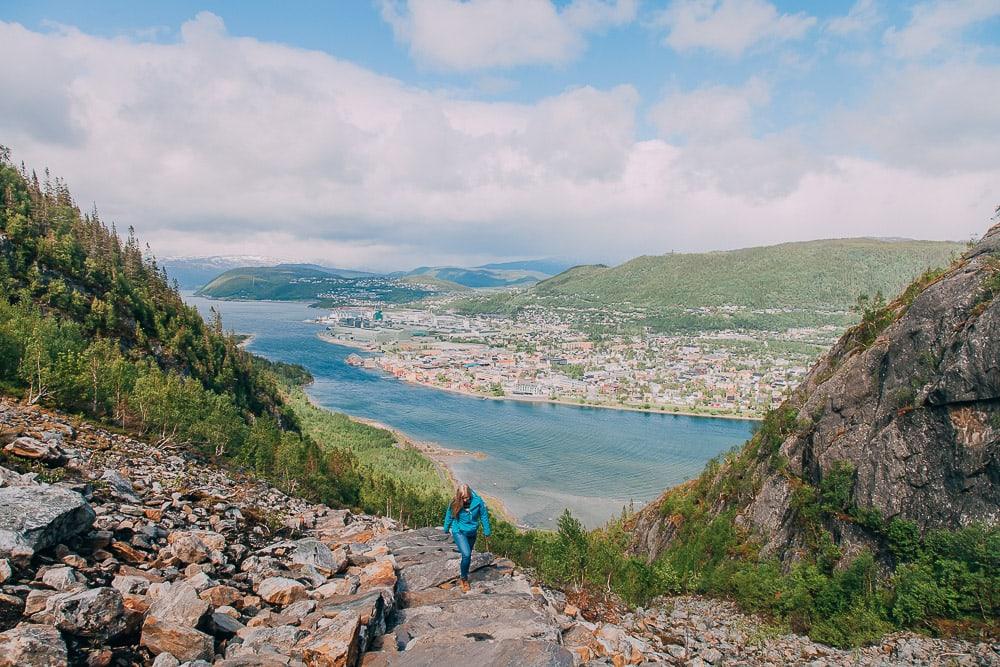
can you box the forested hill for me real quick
[196,265,450,303]
[0,153,286,426]
[456,238,964,330]
[0,149,449,521]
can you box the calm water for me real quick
[185,294,754,528]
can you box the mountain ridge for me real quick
[456,237,965,332]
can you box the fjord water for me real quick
[186,294,754,528]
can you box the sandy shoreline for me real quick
[301,392,519,526]
[316,332,761,422]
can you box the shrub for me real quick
[887,519,922,563]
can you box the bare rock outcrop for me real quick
[632,223,1000,563]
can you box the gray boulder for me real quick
[38,587,132,639]
[0,485,96,558]
[363,639,574,666]
[146,581,209,627]
[0,465,37,488]
[0,624,69,667]
[290,538,346,576]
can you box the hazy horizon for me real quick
[163,234,968,277]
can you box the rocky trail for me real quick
[0,397,997,666]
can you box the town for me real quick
[316,305,843,419]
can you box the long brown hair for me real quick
[450,484,471,518]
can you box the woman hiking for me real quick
[443,483,491,592]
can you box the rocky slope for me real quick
[1,397,996,666]
[631,224,1000,564]
[0,397,632,666]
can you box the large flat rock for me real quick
[363,639,574,667]
[392,593,559,647]
[397,552,493,592]
[0,485,96,557]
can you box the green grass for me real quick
[285,390,450,525]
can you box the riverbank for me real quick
[316,332,761,422]
[302,390,520,527]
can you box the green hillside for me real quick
[398,273,472,292]
[403,262,561,288]
[0,150,448,525]
[534,263,609,292]
[197,265,347,300]
[456,239,964,331]
[197,265,445,303]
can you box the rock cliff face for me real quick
[632,224,1000,563]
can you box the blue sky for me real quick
[6,1,971,133]
[1,1,998,269]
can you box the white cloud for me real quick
[833,62,1000,174]
[0,13,995,269]
[649,78,770,141]
[827,0,881,36]
[379,0,636,71]
[655,0,816,56]
[885,0,1000,58]
[648,79,825,198]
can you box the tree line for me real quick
[0,148,444,519]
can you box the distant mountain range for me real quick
[398,260,570,289]
[162,255,277,289]
[173,255,572,293]
[195,264,471,304]
[455,238,965,331]
[164,257,376,290]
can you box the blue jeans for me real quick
[453,530,477,580]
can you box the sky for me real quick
[1,0,998,271]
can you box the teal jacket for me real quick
[443,491,491,536]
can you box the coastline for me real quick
[315,331,761,423]
[409,381,763,422]
[235,333,256,349]
[316,330,378,351]
[301,391,519,526]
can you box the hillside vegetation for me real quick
[403,265,546,288]
[0,150,447,525]
[398,273,471,292]
[616,228,1000,645]
[198,265,346,300]
[457,239,964,332]
[197,265,447,303]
